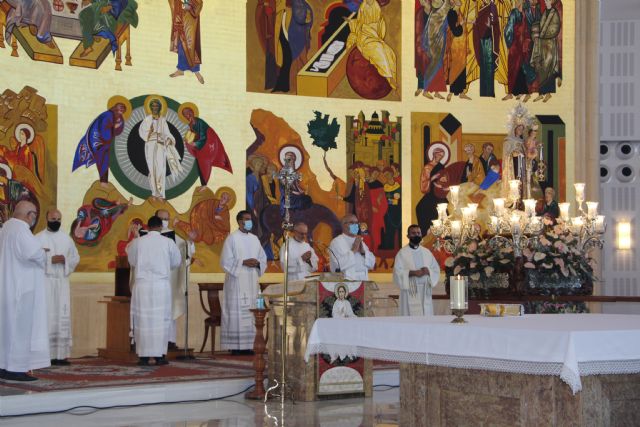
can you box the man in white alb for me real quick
[280,222,318,281]
[0,201,49,381]
[220,210,267,355]
[393,224,440,316]
[36,208,80,366]
[127,216,182,365]
[138,98,182,199]
[328,214,375,280]
[155,209,195,349]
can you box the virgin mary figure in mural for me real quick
[415,145,449,236]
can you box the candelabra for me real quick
[265,157,301,404]
[430,185,480,252]
[557,183,606,252]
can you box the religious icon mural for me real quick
[246,109,346,273]
[72,93,234,272]
[247,0,401,100]
[414,0,562,102]
[411,105,566,247]
[0,86,57,231]
[1,0,138,70]
[345,110,401,272]
[168,0,205,84]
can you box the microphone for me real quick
[325,243,342,273]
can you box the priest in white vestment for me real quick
[0,201,49,381]
[328,214,375,281]
[220,210,267,354]
[138,99,183,199]
[393,224,441,316]
[279,222,318,281]
[155,209,195,348]
[127,216,182,365]
[36,209,80,365]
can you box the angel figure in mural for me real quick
[530,0,562,103]
[3,0,54,48]
[271,0,313,93]
[169,0,204,84]
[72,96,130,186]
[0,123,45,183]
[346,0,397,91]
[78,0,139,58]
[138,97,182,200]
[178,103,232,192]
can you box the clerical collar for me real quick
[409,243,420,250]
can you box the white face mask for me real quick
[162,220,169,229]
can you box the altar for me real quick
[264,279,376,401]
[305,314,640,426]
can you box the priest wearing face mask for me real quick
[219,210,267,355]
[280,222,318,281]
[393,224,440,316]
[0,201,49,381]
[155,209,195,350]
[328,214,376,281]
[36,209,80,366]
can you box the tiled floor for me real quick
[0,387,399,427]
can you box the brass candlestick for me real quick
[451,308,467,324]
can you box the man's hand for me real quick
[51,255,65,264]
[301,251,312,262]
[421,267,430,276]
[243,258,260,268]
[409,269,424,278]
[351,236,362,253]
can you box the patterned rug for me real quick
[0,356,255,393]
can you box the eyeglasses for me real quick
[27,211,37,217]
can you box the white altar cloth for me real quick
[304,314,640,394]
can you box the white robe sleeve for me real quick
[19,229,46,269]
[64,236,80,277]
[308,248,319,272]
[329,237,356,272]
[220,234,243,277]
[393,249,410,291]
[257,243,267,276]
[126,238,139,267]
[360,241,376,270]
[425,250,441,288]
[169,241,182,270]
[138,116,151,142]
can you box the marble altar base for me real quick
[400,364,640,427]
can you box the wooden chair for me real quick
[198,283,223,355]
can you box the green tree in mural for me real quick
[307,111,340,179]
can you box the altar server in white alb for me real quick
[127,216,182,366]
[329,214,375,280]
[393,224,441,316]
[280,222,318,281]
[155,209,195,348]
[0,201,49,381]
[220,210,266,355]
[36,208,80,366]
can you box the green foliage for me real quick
[307,111,339,152]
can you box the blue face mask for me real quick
[244,220,253,231]
[348,223,360,235]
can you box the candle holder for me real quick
[449,275,468,324]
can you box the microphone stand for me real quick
[177,241,194,360]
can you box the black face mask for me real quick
[47,221,61,232]
[409,236,422,246]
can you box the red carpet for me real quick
[0,356,255,393]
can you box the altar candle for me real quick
[574,183,586,203]
[490,215,499,232]
[493,198,505,215]
[523,199,536,217]
[437,203,449,220]
[571,217,584,234]
[595,215,606,233]
[461,207,472,223]
[451,220,462,238]
[586,201,598,219]
[510,212,521,235]
[559,203,570,222]
[450,275,468,310]
[431,219,442,232]
[467,203,478,220]
[509,180,520,199]
[449,185,460,208]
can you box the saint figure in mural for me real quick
[255,0,278,90]
[179,104,232,191]
[530,0,562,102]
[138,98,181,200]
[71,197,131,245]
[416,146,448,236]
[347,0,397,91]
[331,284,356,318]
[272,0,313,93]
[472,0,500,97]
[0,123,45,183]
[444,0,471,101]
[169,0,204,84]
[72,97,130,185]
[78,0,139,58]
[174,189,234,245]
[4,0,54,47]
[503,0,533,101]
[416,0,450,99]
